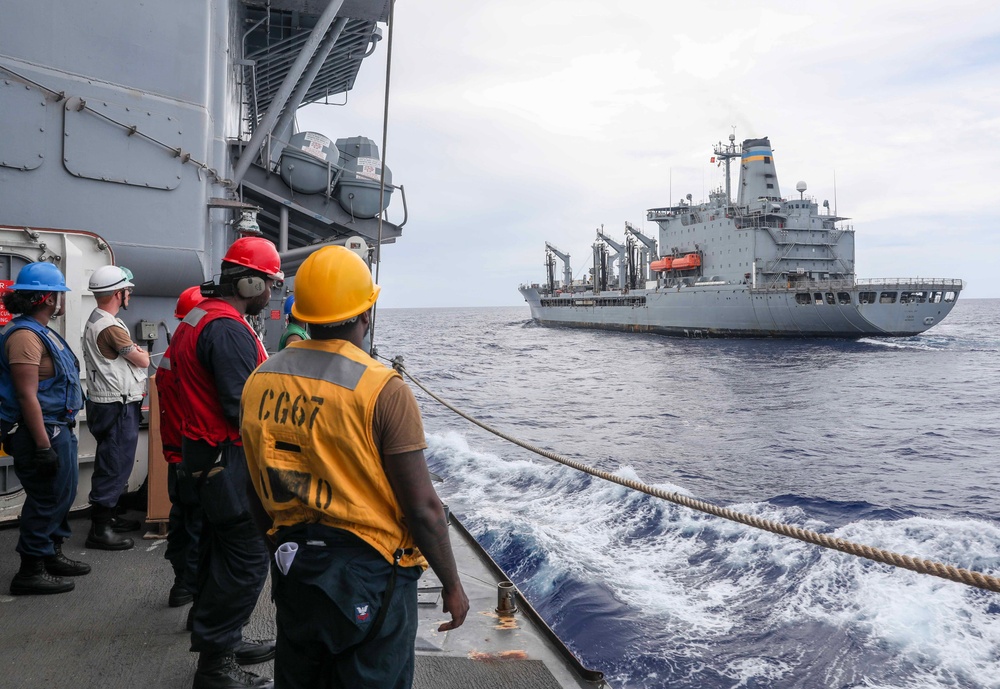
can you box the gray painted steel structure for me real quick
[521,136,963,338]
[0,1,404,517]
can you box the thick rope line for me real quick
[369,0,395,357]
[391,360,1000,594]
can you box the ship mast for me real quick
[713,132,740,205]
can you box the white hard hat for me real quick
[89,265,135,293]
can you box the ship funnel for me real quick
[736,137,781,209]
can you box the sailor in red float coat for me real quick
[156,285,204,610]
[168,236,283,689]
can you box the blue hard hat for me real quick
[283,294,295,315]
[11,262,70,292]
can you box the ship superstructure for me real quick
[0,0,402,514]
[0,4,613,685]
[521,135,963,337]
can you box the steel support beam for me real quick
[230,0,346,188]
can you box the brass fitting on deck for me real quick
[496,581,518,616]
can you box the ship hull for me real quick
[520,282,960,338]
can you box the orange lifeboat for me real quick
[671,253,702,270]
[649,257,672,272]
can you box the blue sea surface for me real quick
[374,298,1000,689]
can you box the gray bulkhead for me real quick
[0,0,228,302]
[1,0,397,333]
[0,0,397,511]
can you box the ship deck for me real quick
[0,509,604,689]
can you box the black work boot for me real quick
[192,652,273,689]
[169,581,194,607]
[44,543,91,576]
[111,503,142,532]
[233,638,276,665]
[110,514,142,533]
[85,504,135,551]
[10,555,75,595]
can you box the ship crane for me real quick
[544,242,573,291]
[591,241,610,294]
[595,228,628,290]
[624,222,657,282]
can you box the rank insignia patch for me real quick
[355,604,370,623]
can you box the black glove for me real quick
[33,447,59,477]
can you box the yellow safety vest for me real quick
[241,338,426,569]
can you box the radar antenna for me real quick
[712,129,740,205]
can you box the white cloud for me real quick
[298,0,1000,306]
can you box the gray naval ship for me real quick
[520,135,963,337]
[0,0,406,527]
[1,1,606,686]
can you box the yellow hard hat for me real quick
[292,245,380,324]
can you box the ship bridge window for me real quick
[944,291,956,302]
[814,293,824,305]
[795,293,811,305]
[859,292,876,304]
[879,291,897,304]
[837,292,851,305]
[825,292,836,305]
[900,291,927,304]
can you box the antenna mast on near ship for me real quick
[713,132,740,205]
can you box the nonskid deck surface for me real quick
[0,511,594,689]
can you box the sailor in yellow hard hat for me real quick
[240,245,468,689]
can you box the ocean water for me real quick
[373,299,1000,689]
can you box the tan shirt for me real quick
[4,328,55,380]
[373,376,427,457]
[95,324,136,360]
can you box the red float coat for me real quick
[170,299,267,447]
[155,347,182,463]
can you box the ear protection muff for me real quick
[235,276,266,298]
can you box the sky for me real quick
[298,0,1000,308]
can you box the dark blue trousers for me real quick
[273,526,421,689]
[2,420,78,558]
[165,462,202,593]
[86,399,140,508]
[180,439,269,654]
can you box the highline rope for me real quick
[388,357,1000,595]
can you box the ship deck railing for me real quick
[855,277,964,288]
[753,277,964,292]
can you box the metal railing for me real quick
[752,277,964,292]
[856,277,964,288]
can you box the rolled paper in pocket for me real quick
[275,542,298,575]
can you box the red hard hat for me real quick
[222,237,284,280]
[174,285,206,320]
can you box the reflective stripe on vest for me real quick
[256,348,366,389]
[241,338,425,569]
